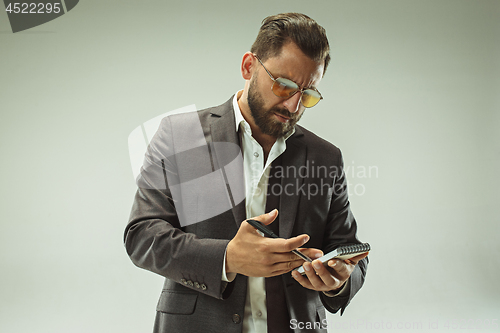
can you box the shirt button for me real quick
[254,152,259,157]
[257,311,262,317]
[232,314,241,324]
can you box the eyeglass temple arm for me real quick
[253,54,277,82]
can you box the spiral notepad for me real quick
[295,243,370,275]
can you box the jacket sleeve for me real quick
[318,148,369,315]
[124,116,232,300]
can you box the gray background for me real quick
[1,0,499,332]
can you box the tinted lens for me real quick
[301,89,322,108]
[272,78,299,98]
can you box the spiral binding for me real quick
[337,243,370,255]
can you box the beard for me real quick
[247,76,303,138]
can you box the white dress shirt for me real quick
[221,91,347,332]
[221,90,294,333]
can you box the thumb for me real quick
[255,209,278,226]
[345,251,369,265]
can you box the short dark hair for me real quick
[250,13,331,74]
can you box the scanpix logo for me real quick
[3,0,79,33]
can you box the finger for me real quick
[345,252,369,265]
[267,253,311,270]
[301,262,329,290]
[263,260,302,277]
[241,221,268,238]
[288,257,312,270]
[241,212,276,236]
[291,270,314,289]
[327,259,348,274]
[255,234,310,254]
[251,209,278,226]
[242,210,279,237]
[311,260,340,289]
[326,260,355,284]
[276,248,322,263]
[292,263,341,292]
[275,234,311,253]
[297,248,323,260]
[271,260,301,275]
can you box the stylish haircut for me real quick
[250,13,331,74]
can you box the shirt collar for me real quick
[233,90,246,133]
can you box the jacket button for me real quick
[232,314,241,324]
[187,280,194,287]
[200,284,207,290]
[194,282,200,288]
[181,279,187,285]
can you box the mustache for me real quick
[271,108,295,119]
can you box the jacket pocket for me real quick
[156,290,198,315]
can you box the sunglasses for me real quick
[254,54,323,108]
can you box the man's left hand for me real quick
[291,252,368,293]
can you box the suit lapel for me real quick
[279,130,306,239]
[206,97,246,228]
[204,97,308,234]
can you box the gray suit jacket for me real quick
[124,97,368,333]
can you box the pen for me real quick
[246,219,313,263]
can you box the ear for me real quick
[240,52,256,80]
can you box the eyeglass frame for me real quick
[253,53,323,108]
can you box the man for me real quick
[125,13,368,333]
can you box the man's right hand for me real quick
[225,209,323,277]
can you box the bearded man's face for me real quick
[247,74,304,138]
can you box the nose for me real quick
[282,91,301,113]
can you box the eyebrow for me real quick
[254,54,319,91]
[274,71,318,90]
